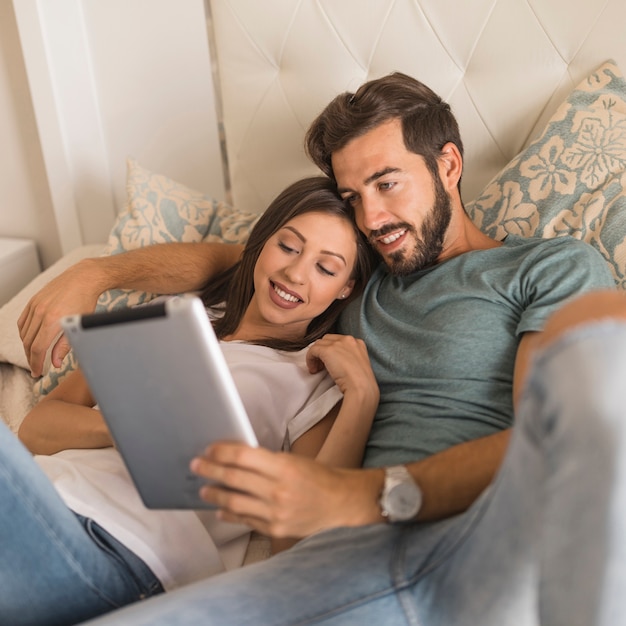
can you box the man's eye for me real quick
[344,195,358,206]
[379,181,395,191]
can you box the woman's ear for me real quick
[338,280,355,300]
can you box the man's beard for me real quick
[372,180,452,276]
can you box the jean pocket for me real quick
[80,515,164,604]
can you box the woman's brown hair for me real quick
[200,176,376,351]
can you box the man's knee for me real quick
[538,290,626,352]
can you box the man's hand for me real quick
[18,260,105,376]
[18,242,244,377]
[190,443,385,538]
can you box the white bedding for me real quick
[0,362,35,433]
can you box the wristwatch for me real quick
[378,465,422,523]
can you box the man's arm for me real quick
[19,242,243,376]
[188,332,535,536]
[188,428,510,539]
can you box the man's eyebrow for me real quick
[337,167,401,193]
[282,225,347,264]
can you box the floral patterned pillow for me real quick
[35,158,260,397]
[467,60,626,290]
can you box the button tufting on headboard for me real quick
[209,0,626,213]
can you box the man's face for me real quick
[332,118,451,275]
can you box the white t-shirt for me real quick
[35,341,342,590]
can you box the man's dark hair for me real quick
[305,72,464,186]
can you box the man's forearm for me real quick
[85,242,243,294]
[189,431,510,537]
[408,429,511,522]
[18,241,243,376]
[336,429,512,530]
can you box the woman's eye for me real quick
[278,242,296,253]
[317,264,336,277]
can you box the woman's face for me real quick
[248,211,357,341]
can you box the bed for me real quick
[3,0,626,570]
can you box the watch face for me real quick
[388,482,421,520]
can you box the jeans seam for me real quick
[392,529,424,626]
[284,527,419,626]
[290,586,409,625]
[290,505,495,626]
[399,482,497,589]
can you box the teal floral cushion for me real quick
[467,60,626,290]
[35,158,260,396]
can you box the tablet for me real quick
[61,295,258,510]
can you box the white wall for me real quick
[0,0,60,268]
[3,0,225,268]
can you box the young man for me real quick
[20,74,621,624]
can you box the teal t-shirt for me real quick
[339,235,615,468]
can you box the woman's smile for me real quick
[269,280,304,308]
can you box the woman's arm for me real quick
[19,242,244,377]
[290,334,379,468]
[18,369,113,455]
[271,335,378,553]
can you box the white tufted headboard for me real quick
[209,0,626,214]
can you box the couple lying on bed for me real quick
[0,176,378,625]
[8,71,626,626]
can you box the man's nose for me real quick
[359,195,389,233]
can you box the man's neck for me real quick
[437,212,502,264]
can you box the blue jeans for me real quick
[83,321,626,625]
[0,424,163,625]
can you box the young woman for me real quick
[4,177,378,626]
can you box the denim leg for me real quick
[398,427,542,625]
[413,320,626,626]
[0,422,163,626]
[85,485,509,626]
[521,321,626,626]
[83,321,626,626]
[83,521,426,626]
[80,426,541,624]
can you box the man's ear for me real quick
[438,142,463,190]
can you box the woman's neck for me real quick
[224,309,306,344]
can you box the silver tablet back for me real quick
[62,295,258,509]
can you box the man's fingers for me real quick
[18,317,45,376]
[50,335,71,369]
[192,451,288,533]
[191,445,284,490]
[25,321,62,377]
[199,482,269,520]
[16,300,32,336]
[202,443,287,478]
